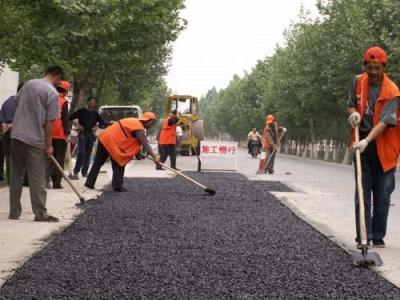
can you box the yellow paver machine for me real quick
[167,95,204,156]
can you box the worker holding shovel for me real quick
[348,46,400,250]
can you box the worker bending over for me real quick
[348,46,400,249]
[84,112,160,192]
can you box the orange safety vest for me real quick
[263,122,279,149]
[352,72,400,172]
[98,118,144,167]
[52,95,68,140]
[159,115,177,145]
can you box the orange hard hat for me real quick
[364,46,387,65]
[265,114,274,123]
[140,112,156,121]
[58,80,71,91]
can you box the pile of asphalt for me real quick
[1,173,399,299]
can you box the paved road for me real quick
[1,170,400,299]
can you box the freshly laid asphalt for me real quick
[1,173,400,299]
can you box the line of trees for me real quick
[0,0,185,117]
[199,0,400,148]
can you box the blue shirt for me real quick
[0,96,17,124]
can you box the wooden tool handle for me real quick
[354,127,368,245]
[148,157,207,189]
[49,155,84,200]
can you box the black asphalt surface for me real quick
[1,172,400,299]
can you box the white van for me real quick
[98,105,143,122]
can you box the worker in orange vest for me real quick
[157,109,181,170]
[262,115,279,174]
[46,80,71,189]
[348,46,400,249]
[84,112,160,192]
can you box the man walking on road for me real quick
[262,115,279,174]
[85,112,160,192]
[9,65,64,222]
[46,80,71,189]
[348,46,400,248]
[69,97,105,179]
[157,109,181,170]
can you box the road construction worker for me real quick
[347,46,400,249]
[247,128,262,157]
[157,109,181,170]
[262,115,279,174]
[84,112,160,192]
[69,97,105,179]
[46,80,70,189]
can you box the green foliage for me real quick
[0,0,185,112]
[200,0,400,142]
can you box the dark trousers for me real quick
[160,144,177,168]
[2,131,11,183]
[46,139,67,186]
[9,139,48,219]
[354,142,395,242]
[263,148,276,173]
[86,141,125,189]
[0,137,4,180]
[74,131,96,175]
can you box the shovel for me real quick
[148,157,216,195]
[351,127,383,267]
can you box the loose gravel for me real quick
[1,172,399,299]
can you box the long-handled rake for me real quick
[148,157,216,195]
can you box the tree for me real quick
[0,0,185,112]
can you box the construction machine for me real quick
[166,95,204,156]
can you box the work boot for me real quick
[372,239,385,248]
[9,215,20,220]
[356,241,371,249]
[156,166,164,171]
[34,215,60,223]
[69,173,79,180]
[113,187,128,192]
[172,167,181,171]
[52,184,63,189]
[84,183,95,189]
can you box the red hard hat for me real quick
[140,112,156,121]
[364,46,387,64]
[58,80,71,91]
[265,114,274,123]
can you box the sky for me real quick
[165,0,319,97]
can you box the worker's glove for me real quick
[348,112,361,128]
[281,127,287,133]
[353,139,368,153]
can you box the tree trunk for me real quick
[69,68,92,114]
[342,146,352,165]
